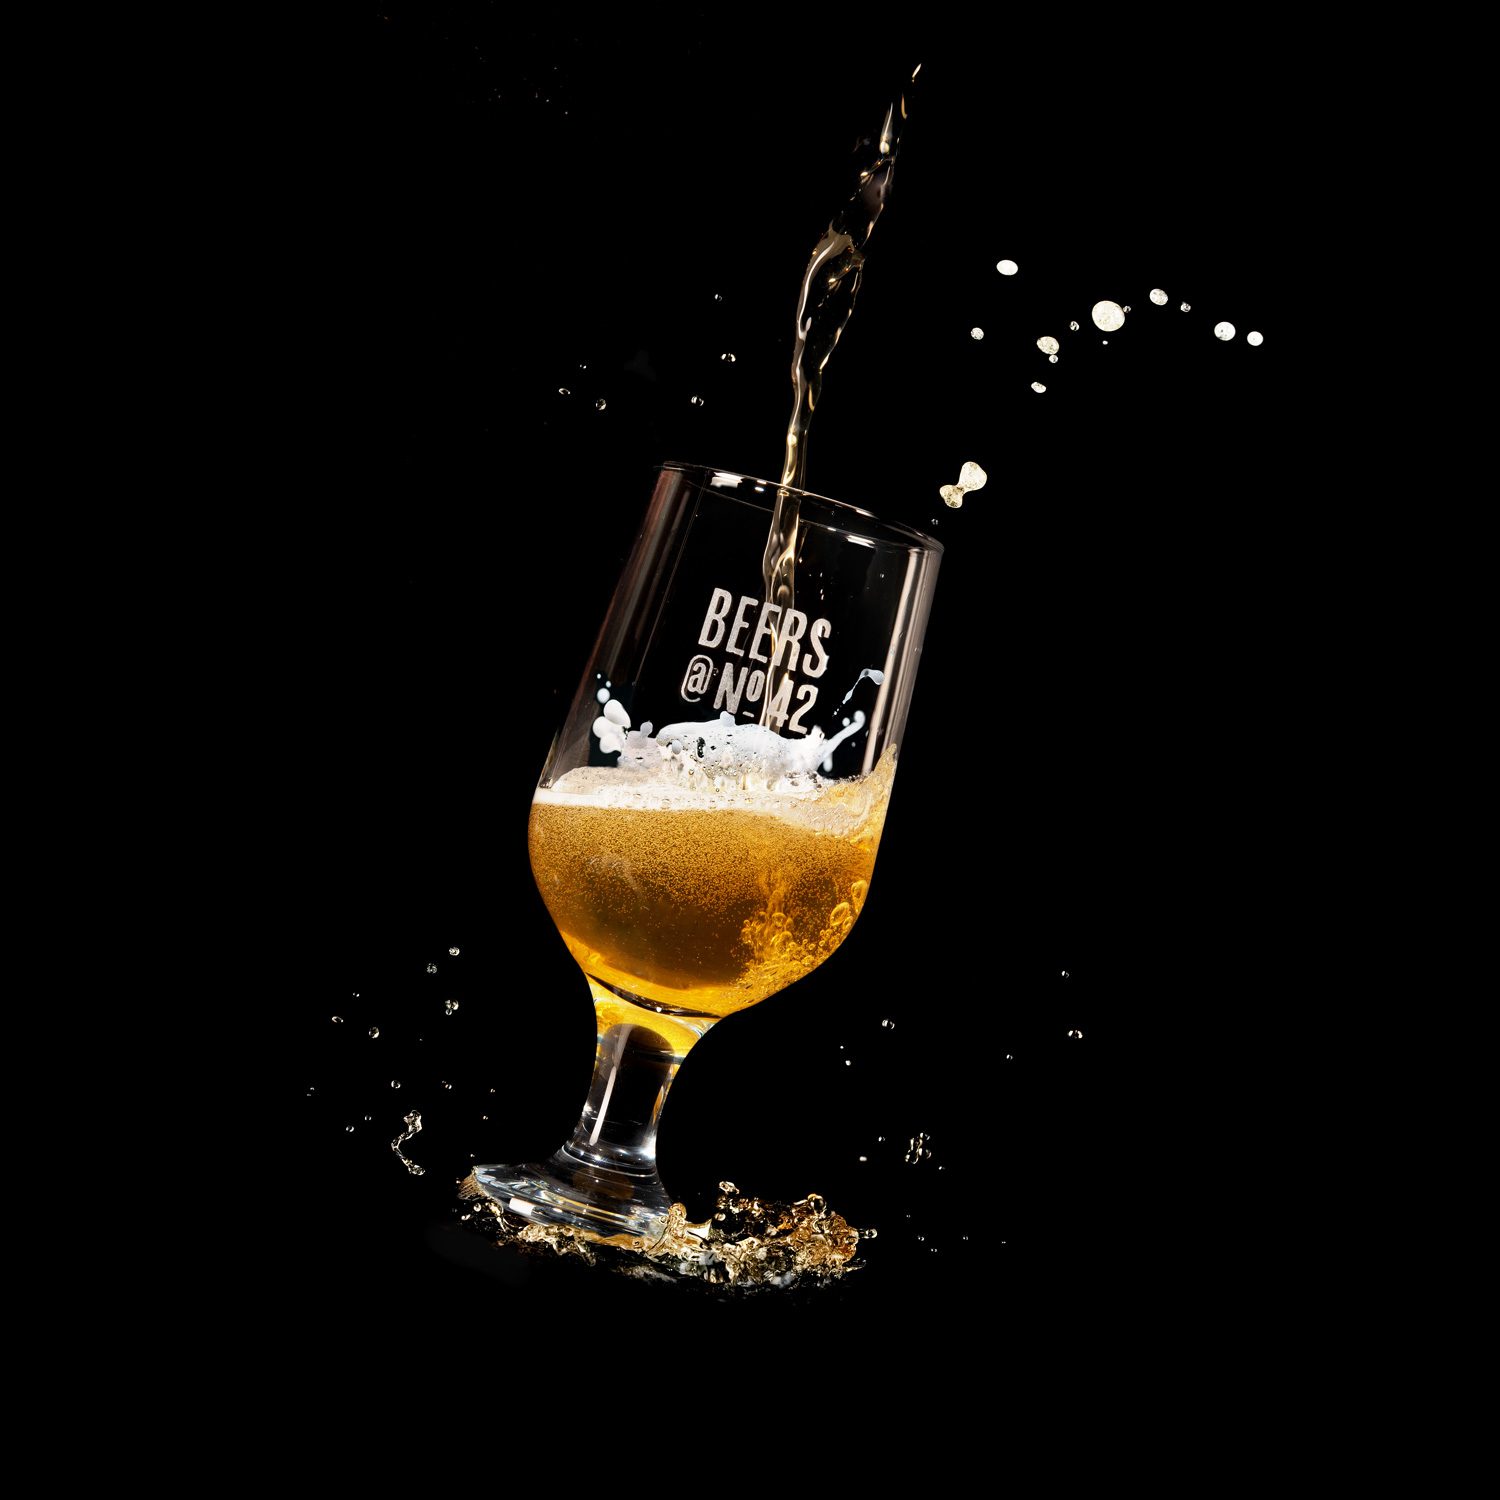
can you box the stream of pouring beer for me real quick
[761,66,919,726]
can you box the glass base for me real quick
[470,1147,676,1246]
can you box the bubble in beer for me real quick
[1037,336,1060,355]
[1214,321,1236,341]
[594,398,607,411]
[1150,288,1168,305]
[1092,300,1125,332]
[1180,301,1191,312]
[368,1027,380,1038]
[1247,331,1264,346]
[1070,321,1080,331]
[1031,382,1047,393]
[445,999,459,1015]
[997,259,1019,275]
[970,327,984,340]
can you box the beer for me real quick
[528,749,896,1017]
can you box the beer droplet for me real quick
[1180,301,1192,312]
[858,1154,868,1162]
[1048,354,1058,363]
[1092,301,1125,331]
[1214,321,1236,341]
[1069,320,1080,331]
[970,327,984,340]
[957,461,986,491]
[1122,305,1131,314]
[996,259,1018,275]
[594,398,607,411]
[448,946,460,956]
[391,1079,401,1088]
[713,293,724,302]
[444,999,459,1014]
[442,1080,453,1089]
[1150,288,1168,305]
[881,1018,895,1029]
[426,962,437,974]
[690,395,705,407]
[1247,331,1264,346]
[345,1125,356,1133]
[557,387,571,397]
[1031,382,1047,393]
[940,485,964,509]
[1037,336,1059,355]
[844,1059,852,1067]
[1061,970,1071,978]
[368,1026,380,1038]
[1068,1028,1084,1039]
[331,1016,344,1024]
[720,352,736,363]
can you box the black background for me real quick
[282,10,1314,1375]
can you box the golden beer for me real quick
[528,752,895,1017]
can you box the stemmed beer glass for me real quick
[473,463,941,1244]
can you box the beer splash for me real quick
[761,64,919,725]
[457,1174,870,1289]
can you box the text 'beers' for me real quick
[684,589,834,733]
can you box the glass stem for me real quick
[549,981,717,1199]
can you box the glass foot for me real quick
[471,1148,675,1245]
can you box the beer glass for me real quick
[473,463,941,1243]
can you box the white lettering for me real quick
[725,594,757,657]
[748,603,781,663]
[772,608,807,672]
[789,684,818,733]
[713,662,749,713]
[803,618,832,678]
[699,588,733,649]
[764,672,794,732]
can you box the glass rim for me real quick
[658,461,944,555]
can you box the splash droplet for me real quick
[940,485,964,509]
[1061,970,1070,978]
[1092,301,1125,332]
[996,259,1018,275]
[970,327,984,340]
[345,1125,356,1133]
[557,387,571,397]
[594,397,607,411]
[1150,288,1168,305]
[1247,331,1264,347]
[1069,320,1080,331]
[331,1016,344,1024]
[1067,1029,1083,1040]
[1180,301,1191,312]
[881,1018,895,1029]
[690,395,705,407]
[720,352,736,363]
[390,1079,401,1088]
[448,946,460,956]
[1037,335,1059,355]
[1048,354,1058,363]
[1213,321,1236,341]
[957,461,987,491]
[1031,382,1047,393]
[444,999,459,1015]
[368,1026,380,1039]
[426,962,437,974]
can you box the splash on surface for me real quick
[456,1175,866,1290]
